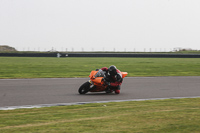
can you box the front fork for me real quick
[88,80,95,90]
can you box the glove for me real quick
[102,78,110,86]
[104,81,110,86]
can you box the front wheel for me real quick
[78,81,91,94]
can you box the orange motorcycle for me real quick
[78,69,128,94]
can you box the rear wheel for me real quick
[78,81,91,94]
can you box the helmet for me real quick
[108,65,117,76]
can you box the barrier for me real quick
[67,53,200,58]
[0,53,200,58]
[0,53,58,57]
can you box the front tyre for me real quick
[78,81,91,94]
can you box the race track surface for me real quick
[0,77,200,107]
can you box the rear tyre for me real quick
[78,81,91,94]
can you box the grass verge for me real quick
[0,98,200,132]
[0,57,200,78]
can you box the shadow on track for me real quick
[78,92,118,96]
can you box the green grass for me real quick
[0,57,199,132]
[0,57,200,78]
[0,98,200,132]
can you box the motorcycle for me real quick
[78,69,128,94]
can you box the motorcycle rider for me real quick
[101,65,123,94]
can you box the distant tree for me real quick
[0,45,17,51]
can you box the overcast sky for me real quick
[0,0,200,52]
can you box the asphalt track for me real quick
[0,77,200,109]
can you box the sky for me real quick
[0,0,200,52]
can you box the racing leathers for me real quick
[101,67,123,94]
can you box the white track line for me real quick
[1,96,200,110]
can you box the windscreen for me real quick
[95,69,105,77]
